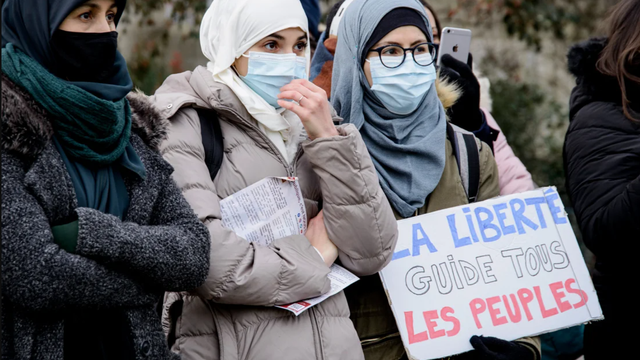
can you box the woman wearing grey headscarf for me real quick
[331,0,541,359]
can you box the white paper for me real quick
[220,177,307,246]
[220,177,359,315]
[276,264,359,316]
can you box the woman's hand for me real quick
[305,210,338,267]
[456,336,538,360]
[277,79,339,140]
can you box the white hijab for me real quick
[200,0,310,162]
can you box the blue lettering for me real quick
[463,207,480,243]
[525,197,548,229]
[392,249,411,261]
[509,198,539,234]
[493,203,516,235]
[544,189,568,224]
[448,214,472,248]
[413,222,438,255]
[474,206,501,242]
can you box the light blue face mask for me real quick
[367,53,437,115]
[239,52,308,108]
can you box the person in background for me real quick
[1,0,211,359]
[300,0,322,53]
[153,0,398,359]
[330,0,541,359]
[420,0,536,195]
[564,0,640,358]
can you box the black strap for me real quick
[195,108,224,181]
[461,133,480,203]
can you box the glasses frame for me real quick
[368,42,437,69]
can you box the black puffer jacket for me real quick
[1,74,210,360]
[564,38,640,296]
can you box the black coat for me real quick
[1,75,210,360]
[563,37,640,344]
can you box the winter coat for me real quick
[0,74,211,360]
[152,66,398,360]
[564,37,640,355]
[345,80,541,360]
[483,110,536,195]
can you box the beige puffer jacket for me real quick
[152,66,398,360]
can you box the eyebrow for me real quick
[376,39,428,47]
[79,3,118,10]
[265,33,308,41]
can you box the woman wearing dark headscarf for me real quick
[331,0,541,359]
[1,0,210,359]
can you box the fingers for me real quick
[277,99,308,117]
[280,82,316,99]
[467,52,474,70]
[440,54,475,79]
[469,335,489,352]
[278,90,305,103]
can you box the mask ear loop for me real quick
[232,53,251,76]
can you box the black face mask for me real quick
[50,29,119,83]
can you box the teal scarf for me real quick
[2,43,131,165]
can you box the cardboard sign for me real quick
[379,188,602,360]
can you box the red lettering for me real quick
[534,285,559,318]
[549,281,572,313]
[502,294,522,323]
[441,307,460,337]
[486,296,508,326]
[517,288,534,321]
[565,278,588,309]
[423,310,445,339]
[405,312,429,344]
[469,298,487,329]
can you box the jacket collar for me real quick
[567,37,640,120]
[1,73,169,159]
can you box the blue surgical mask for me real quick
[239,52,308,108]
[367,53,437,115]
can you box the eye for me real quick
[106,13,116,22]
[294,41,308,52]
[415,45,428,54]
[264,41,278,51]
[382,47,400,56]
[79,12,91,21]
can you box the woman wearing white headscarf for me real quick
[152,0,397,359]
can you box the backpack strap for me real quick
[195,108,224,181]
[447,123,481,203]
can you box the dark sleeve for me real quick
[74,159,211,293]
[1,154,157,312]
[564,105,640,257]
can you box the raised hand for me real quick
[277,79,339,140]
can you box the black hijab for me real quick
[1,0,133,101]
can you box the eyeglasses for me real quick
[368,42,437,68]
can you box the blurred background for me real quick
[119,0,621,269]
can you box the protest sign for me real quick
[379,187,602,360]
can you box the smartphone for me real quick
[436,27,472,66]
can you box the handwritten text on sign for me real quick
[379,188,602,360]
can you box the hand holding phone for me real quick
[436,27,472,66]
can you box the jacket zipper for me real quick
[309,307,325,360]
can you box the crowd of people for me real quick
[1,0,638,359]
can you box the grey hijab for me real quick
[331,0,446,218]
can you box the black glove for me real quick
[438,53,484,132]
[456,336,538,360]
